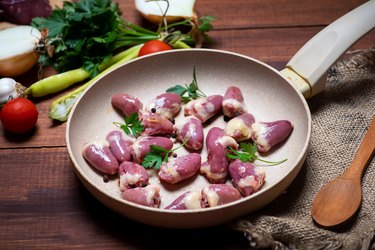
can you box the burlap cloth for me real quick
[233,48,375,250]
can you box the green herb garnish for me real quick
[142,145,170,169]
[226,142,287,166]
[113,113,144,137]
[166,66,206,103]
[142,139,188,169]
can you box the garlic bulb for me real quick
[0,78,25,106]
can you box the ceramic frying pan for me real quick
[66,1,375,228]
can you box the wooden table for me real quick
[1,0,374,248]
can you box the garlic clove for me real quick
[0,78,17,104]
[0,78,26,106]
[135,0,197,24]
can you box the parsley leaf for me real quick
[166,66,206,103]
[197,15,215,43]
[142,139,189,169]
[142,145,169,169]
[226,142,287,166]
[142,150,164,169]
[166,85,187,96]
[113,113,144,137]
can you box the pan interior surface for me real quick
[67,49,310,227]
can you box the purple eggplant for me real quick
[158,153,201,184]
[251,120,293,153]
[184,95,223,123]
[0,0,51,25]
[224,113,255,142]
[118,161,149,191]
[229,159,266,197]
[145,93,182,119]
[222,86,247,118]
[111,93,143,116]
[174,115,204,150]
[82,142,119,175]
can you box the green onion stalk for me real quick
[48,44,142,122]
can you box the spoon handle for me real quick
[342,116,375,179]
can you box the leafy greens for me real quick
[32,0,214,77]
[32,0,125,76]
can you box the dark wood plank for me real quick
[0,147,247,249]
[209,27,375,69]
[118,0,368,29]
[1,1,374,249]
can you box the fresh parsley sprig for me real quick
[226,142,287,166]
[32,0,215,78]
[142,145,170,169]
[32,0,128,77]
[142,139,188,169]
[166,66,206,103]
[113,113,144,137]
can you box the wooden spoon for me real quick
[311,116,375,228]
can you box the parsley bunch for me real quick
[32,0,127,76]
[32,0,214,77]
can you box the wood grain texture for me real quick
[0,148,248,249]
[0,0,374,248]
[117,0,368,29]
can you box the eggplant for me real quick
[0,0,51,25]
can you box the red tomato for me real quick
[138,40,172,57]
[0,98,38,133]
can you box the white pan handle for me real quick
[280,0,375,99]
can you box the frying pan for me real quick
[66,1,375,228]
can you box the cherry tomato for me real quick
[138,40,172,57]
[0,98,38,133]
